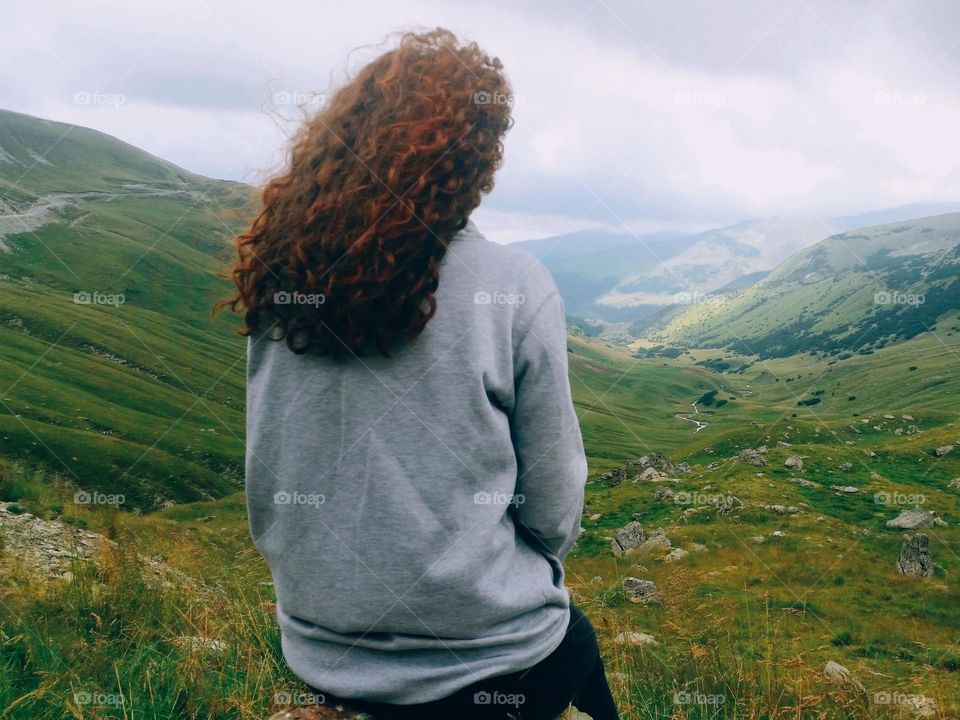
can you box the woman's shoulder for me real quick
[445,220,560,307]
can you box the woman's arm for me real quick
[509,291,588,561]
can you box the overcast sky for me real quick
[3,0,960,242]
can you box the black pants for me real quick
[309,602,620,719]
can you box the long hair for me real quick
[216,28,513,357]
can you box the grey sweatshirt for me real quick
[244,219,588,704]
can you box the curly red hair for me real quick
[217,28,513,356]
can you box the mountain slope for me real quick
[0,109,257,509]
[639,212,960,358]
[518,217,840,322]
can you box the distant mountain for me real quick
[638,212,960,358]
[0,109,257,508]
[518,218,840,322]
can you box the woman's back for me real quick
[245,221,587,704]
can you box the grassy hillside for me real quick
[0,110,257,508]
[641,213,960,358]
[2,331,958,718]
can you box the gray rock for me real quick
[615,631,658,646]
[653,487,675,501]
[949,478,960,491]
[901,696,939,718]
[790,477,820,488]
[934,444,954,457]
[886,509,947,530]
[831,485,860,494]
[640,527,672,553]
[715,492,744,515]
[611,521,646,556]
[622,577,662,605]
[784,455,805,470]
[897,534,933,577]
[661,547,689,563]
[823,661,865,694]
[738,448,766,466]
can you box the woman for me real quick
[219,28,619,720]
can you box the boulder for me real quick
[764,505,799,515]
[886,509,947,530]
[653,487,674,501]
[615,631,658,646]
[784,455,804,470]
[823,661,865,694]
[897,534,933,577]
[831,485,859,494]
[622,577,662,605]
[639,527,672,553]
[738,448,766,466]
[611,521,646,556]
[901,696,939,719]
[661,547,689,563]
[790,477,820,488]
[934,445,954,457]
[715,492,744,515]
[949,478,960,491]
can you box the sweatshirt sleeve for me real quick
[509,290,588,562]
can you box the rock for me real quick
[764,505,799,515]
[588,513,602,522]
[831,485,859,494]
[750,535,765,544]
[639,466,663,481]
[771,530,787,537]
[886,509,947,529]
[791,477,820,488]
[611,521,646,556]
[869,472,882,482]
[784,455,804,470]
[715,492,744,515]
[169,636,227,653]
[739,448,766,466]
[949,478,960,490]
[653,487,674,501]
[688,542,707,552]
[897,534,933,577]
[839,462,853,471]
[639,527,672,554]
[661,547,688,563]
[884,414,896,420]
[934,445,954,457]
[777,440,792,447]
[823,661,865,694]
[901,696,939,719]
[902,414,914,421]
[622,577,661,605]
[615,631,658,646]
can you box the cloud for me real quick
[2,0,960,242]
